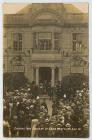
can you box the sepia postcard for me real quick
[3,3,89,138]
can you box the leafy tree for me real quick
[61,73,88,98]
[3,72,28,91]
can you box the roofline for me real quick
[4,23,88,28]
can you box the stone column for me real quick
[36,67,39,86]
[58,67,62,82]
[51,67,55,87]
[31,66,34,82]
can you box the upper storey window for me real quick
[72,33,83,52]
[54,32,59,50]
[38,32,52,50]
[33,32,59,50]
[13,33,22,51]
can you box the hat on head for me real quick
[30,105,34,108]
[28,88,31,91]
[56,123,62,127]
[36,96,40,100]
[45,118,49,123]
[65,123,71,128]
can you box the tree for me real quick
[61,73,88,98]
[3,72,29,91]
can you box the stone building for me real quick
[3,3,88,87]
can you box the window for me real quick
[33,32,52,50]
[72,33,83,52]
[38,32,52,50]
[54,33,59,50]
[73,42,76,51]
[33,32,59,50]
[73,33,77,40]
[33,33,38,49]
[13,33,22,51]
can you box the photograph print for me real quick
[3,3,89,138]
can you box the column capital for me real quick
[35,66,39,69]
[33,65,39,69]
[51,66,55,69]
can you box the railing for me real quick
[33,49,59,53]
[4,48,26,56]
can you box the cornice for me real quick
[4,23,88,28]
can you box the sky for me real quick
[3,3,88,14]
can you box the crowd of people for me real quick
[3,81,89,137]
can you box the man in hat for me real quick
[3,117,10,137]
[64,123,73,137]
[54,123,63,137]
[36,117,45,137]
[43,118,50,137]
[41,99,48,112]
[10,115,18,137]
[48,121,56,137]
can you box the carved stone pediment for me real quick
[10,56,24,66]
[30,9,63,26]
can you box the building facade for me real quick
[3,3,88,87]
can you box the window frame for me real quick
[33,32,59,50]
[13,33,23,52]
[72,33,83,53]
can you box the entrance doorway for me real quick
[39,67,51,83]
